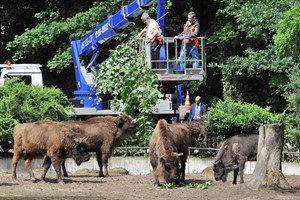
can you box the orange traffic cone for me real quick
[185,91,191,111]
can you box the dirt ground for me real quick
[0,168,299,200]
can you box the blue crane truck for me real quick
[69,0,207,119]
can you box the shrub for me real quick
[205,98,284,146]
[0,78,73,151]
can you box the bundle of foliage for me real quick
[160,181,211,189]
[205,98,284,146]
[94,39,162,147]
[0,78,73,151]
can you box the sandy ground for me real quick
[0,168,299,200]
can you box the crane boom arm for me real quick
[71,0,166,110]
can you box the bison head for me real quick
[153,152,182,186]
[213,160,239,182]
[213,160,228,182]
[115,114,137,136]
[71,137,90,165]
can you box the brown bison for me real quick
[59,114,137,177]
[12,120,90,184]
[149,119,200,186]
[213,134,258,184]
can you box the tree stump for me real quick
[249,124,291,190]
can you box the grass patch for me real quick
[76,169,99,175]
[108,168,129,175]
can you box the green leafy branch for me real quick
[94,38,161,146]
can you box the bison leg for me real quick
[96,151,104,177]
[102,156,110,177]
[100,144,114,177]
[12,150,22,181]
[61,160,68,177]
[180,161,186,184]
[24,154,37,182]
[239,170,244,184]
[238,159,246,184]
[232,169,238,184]
[41,156,51,182]
[51,158,64,184]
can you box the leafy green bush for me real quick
[205,98,284,142]
[0,78,73,151]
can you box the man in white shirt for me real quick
[138,13,163,68]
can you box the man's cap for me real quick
[170,116,178,121]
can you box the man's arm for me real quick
[138,27,147,38]
[190,20,200,38]
[176,30,185,38]
[188,104,194,121]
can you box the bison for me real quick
[59,114,136,177]
[12,120,90,184]
[149,119,201,186]
[213,134,258,184]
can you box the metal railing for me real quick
[139,36,207,80]
[112,146,300,162]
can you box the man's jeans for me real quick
[177,44,199,70]
[150,39,161,69]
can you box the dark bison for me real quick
[60,114,136,177]
[12,120,90,183]
[149,119,200,186]
[183,121,208,147]
[213,134,258,184]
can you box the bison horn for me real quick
[80,136,89,143]
[177,153,183,157]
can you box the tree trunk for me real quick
[249,124,291,190]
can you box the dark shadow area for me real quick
[35,177,106,184]
[0,182,18,186]
[184,178,212,184]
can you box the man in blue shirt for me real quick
[189,96,206,121]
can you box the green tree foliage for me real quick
[0,78,73,146]
[208,0,299,111]
[6,0,133,70]
[284,73,300,151]
[94,39,162,146]
[220,46,300,111]
[274,3,300,58]
[205,98,284,144]
[209,0,298,56]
